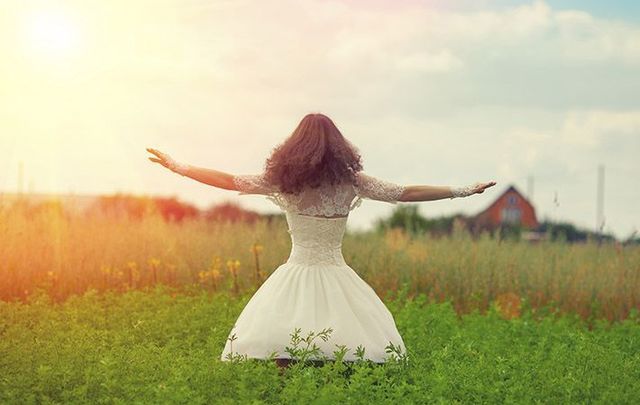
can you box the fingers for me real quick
[146,147,166,159]
[472,181,496,194]
[147,148,174,168]
[477,182,495,194]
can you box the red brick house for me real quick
[470,185,539,232]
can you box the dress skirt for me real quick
[219,257,407,363]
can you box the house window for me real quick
[501,208,521,224]
[507,195,517,205]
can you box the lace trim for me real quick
[266,183,357,217]
[349,196,363,211]
[265,193,290,210]
[354,172,406,203]
[450,184,476,199]
[234,172,405,216]
[233,174,272,195]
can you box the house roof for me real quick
[474,184,536,218]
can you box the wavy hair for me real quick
[263,113,363,194]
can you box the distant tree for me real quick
[203,201,261,224]
[153,197,200,223]
[375,205,429,235]
[88,194,199,222]
[536,220,616,243]
[18,199,68,220]
[425,215,462,237]
[375,205,472,237]
[496,223,523,242]
[376,206,621,243]
[623,229,639,246]
[89,194,156,220]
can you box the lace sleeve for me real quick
[232,173,275,195]
[353,172,406,203]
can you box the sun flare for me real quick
[21,8,83,61]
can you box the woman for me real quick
[147,113,496,369]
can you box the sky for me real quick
[1,0,639,240]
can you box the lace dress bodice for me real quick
[232,171,406,218]
[233,171,405,267]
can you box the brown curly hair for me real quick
[263,113,363,194]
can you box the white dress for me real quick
[219,171,407,363]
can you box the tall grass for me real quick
[1,203,638,323]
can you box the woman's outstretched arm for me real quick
[399,181,496,202]
[176,164,236,190]
[146,147,237,190]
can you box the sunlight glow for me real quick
[22,9,83,61]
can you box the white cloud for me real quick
[395,50,463,73]
[560,110,640,148]
[171,0,640,114]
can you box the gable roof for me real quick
[474,184,536,217]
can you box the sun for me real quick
[21,8,84,61]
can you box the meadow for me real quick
[2,203,638,323]
[2,287,639,403]
[1,203,639,403]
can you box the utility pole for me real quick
[596,164,605,241]
[547,189,559,241]
[18,161,24,196]
[526,175,534,201]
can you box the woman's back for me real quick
[233,171,406,218]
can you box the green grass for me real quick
[1,286,639,404]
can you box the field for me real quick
[2,288,639,403]
[1,205,640,403]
